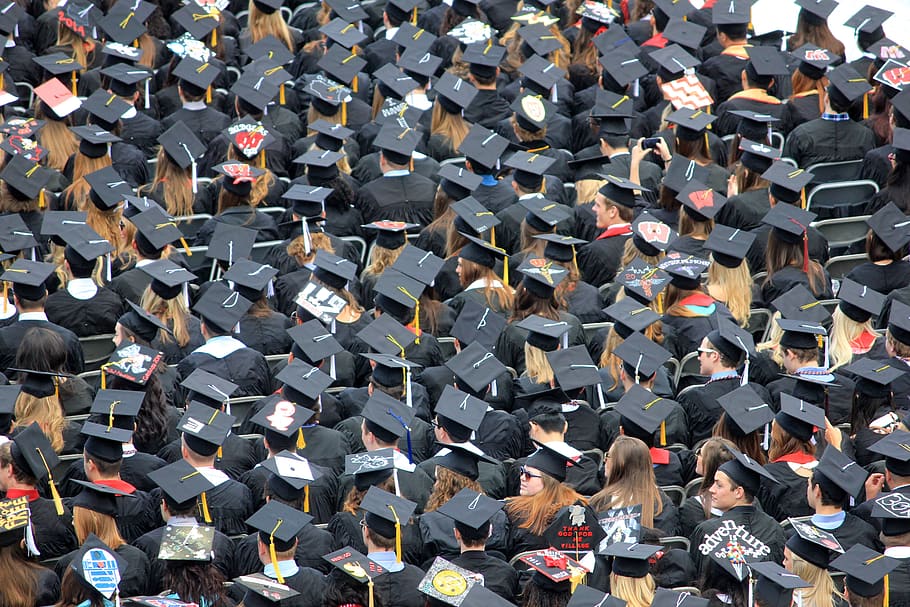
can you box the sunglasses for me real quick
[520,466,542,480]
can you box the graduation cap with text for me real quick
[785,519,843,568]
[233,573,300,607]
[177,400,234,458]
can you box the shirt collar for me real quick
[710,370,739,381]
[264,560,299,579]
[18,311,48,321]
[811,511,845,529]
[182,100,207,111]
[821,112,850,122]
[480,174,497,186]
[368,550,405,573]
[67,278,99,300]
[384,169,410,177]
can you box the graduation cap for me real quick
[212,162,265,198]
[2,259,54,300]
[889,300,910,345]
[615,383,676,445]
[33,52,84,87]
[222,258,278,301]
[435,383,486,437]
[536,234,586,264]
[777,318,827,356]
[100,342,163,389]
[737,138,779,173]
[867,200,910,253]
[827,64,873,108]
[505,151,555,190]
[58,0,99,38]
[751,561,811,607]
[676,180,726,221]
[98,0,154,44]
[434,72,478,116]
[101,63,152,104]
[597,174,644,208]
[373,268,424,325]
[831,545,901,598]
[519,23,563,57]
[526,440,579,482]
[81,393,138,460]
[650,43,700,80]
[762,203,816,252]
[362,353,421,408]
[71,125,120,159]
[515,314,570,352]
[815,444,868,500]
[451,197,498,240]
[519,199,567,235]
[10,422,64,513]
[837,278,884,323]
[231,73,280,113]
[276,359,334,407]
[600,54,649,89]
[703,224,755,269]
[139,258,195,300]
[323,547,386,600]
[71,480,122,516]
[628,214,676,259]
[710,0,750,24]
[287,319,342,366]
[172,56,220,100]
[361,387,415,444]
[178,400,234,458]
[651,589,708,607]
[717,447,778,496]
[770,284,830,324]
[869,429,910,476]
[844,5,892,35]
[294,149,342,182]
[373,63,416,101]
[520,55,566,98]
[318,44,366,88]
[844,357,902,399]
[320,17,367,49]
[69,534,127,600]
[388,245,443,288]
[225,120,274,162]
[397,48,442,85]
[666,107,716,141]
[159,524,215,561]
[193,282,252,334]
[785,519,842,568]
[206,223,257,265]
[245,35,294,65]
[148,458,215,512]
[776,393,825,442]
[603,298,660,337]
[324,0,368,22]
[362,221,416,250]
[0,1,23,37]
[795,0,837,20]
[601,542,661,577]
[542,503,605,556]
[707,317,754,367]
[444,341,507,394]
[0,154,51,203]
[614,260,670,307]
[447,18,492,46]
[462,40,505,80]
[435,441,497,480]
[458,233,508,280]
[663,155,709,194]
[62,224,113,269]
[791,44,838,80]
[511,93,554,134]
[520,548,588,592]
[458,124,509,172]
[129,206,188,255]
[259,450,321,503]
[653,0,694,19]
[592,25,639,59]
[745,46,788,82]
[171,4,219,43]
[546,345,600,392]
[83,167,130,211]
[450,300,506,349]
[308,119,352,153]
[361,486,417,561]
[233,574,300,607]
[180,369,237,409]
[663,19,706,52]
[613,331,672,384]
[436,487,503,532]
[356,313,416,357]
[717,384,773,441]
[0,496,32,550]
[658,252,709,290]
[373,122,420,165]
[576,0,617,26]
[866,38,908,64]
[246,500,311,581]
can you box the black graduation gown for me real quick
[120,110,163,158]
[161,106,232,148]
[780,92,823,135]
[677,378,772,446]
[450,550,519,602]
[463,89,512,130]
[0,318,84,374]
[239,462,337,524]
[679,495,715,539]
[418,509,510,563]
[157,433,259,481]
[233,522,334,576]
[417,454,507,499]
[56,544,151,597]
[372,564,426,607]
[576,232,630,288]
[134,524,236,592]
[746,223,830,274]
[494,313,586,375]
[759,266,833,306]
[355,173,437,228]
[236,312,294,356]
[468,178,516,215]
[152,317,207,366]
[334,465,435,514]
[44,286,125,337]
[698,47,750,104]
[690,505,786,578]
[714,92,785,137]
[176,345,272,399]
[110,266,153,305]
[192,207,281,245]
[758,460,815,522]
[715,188,770,231]
[35,566,61,606]
[599,399,690,451]
[845,261,910,296]
[24,496,79,558]
[820,513,883,552]
[661,300,737,362]
[783,117,876,171]
[766,373,856,424]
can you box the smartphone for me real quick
[642,137,662,150]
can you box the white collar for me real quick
[4,38,14,48]
[384,26,398,40]
[384,169,410,177]
[609,151,630,158]
[404,91,433,110]
[195,465,231,486]
[17,311,48,321]
[67,278,98,300]
[885,546,910,559]
[465,278,503,291]
[182,100,207,111]
[122,106,138,119]
[193,334,247,358]
[518,192,543,200]
[167,515,199,526]
[136,258,155,267]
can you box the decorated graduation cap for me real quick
[519,257,568,299]
[630,213,676,259]
[791,44,838,80]
[867,429,910,476]
[776,393,825,442]
[212,162,265,198]
[249,397,313,453]
[837,278,884,324]
[233,573,300,607]
[445,341,507,397]
[520,547,589,593]
[615,260,670,307]
[601,542,661,578]
[178,400,234,459]
[245,500,310,583]
[323,546,385,607]
[676,180,726,222]
[717,447,779,496]
[615,383,676,446]
[814,444,868,502]
[703,224,755,268]
[11,422,65,513]
[873,488,910,536]
[658,252,709,291]
[2,259,54,301]
[831,545,901,599]
[450,300,506,349]
[361,486,417,562]
[458,123,509,173]
[511,92,555,133]
[613,331,672,384]
[785,519,843,568]
[193,282,253,334]
[526,440,578,483]
[69,534,127,602]
[751,561,811,607]
[0,496,33,551]
[844,357,902,399]
[362,221,416,250]
[158,523,215,561]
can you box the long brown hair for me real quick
[458,258,514,311]
[287,230,333,266]
[767,421,816,462]
[138,148,194,217]
[425,466,482,512]
[505,474,585,535]
[0,542,42,607]
[590,436,663,528]
[764,237,827,297]
[35,113,78,172]
[63,154,112,210]
[790,70,827,115]
[431,101,471,151]
[787,11,845,58]
[342,475,396,514]
[0,183,38,213]
[697,437,737,518]
[226,147,276,207]
[248,1,293,50]
[73,507,125,548]
[711,414,765,465]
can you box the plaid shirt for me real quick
[821,112,850,122]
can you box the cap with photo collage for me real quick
[361,486,417,561]
[10,422,65,513]
[615,383,677,445]
[445,341,507,395]
[140,258,195,301]
[180,368,237,409]
[458,124,509,172]
[1,153,52,204]
[831,545,901,599]
[750,561,811,607]
[462,40,505,80]
[785,519,843,568]
[843,357,902,399]
[614,331,672,384]
[718,447,779,496]
[717,384,774,438]
[762,161,814,204]
[450,300,506,349]
[246,499,311,582]
[233,573,300,607]
[158,523,215,562]
[776,393,826,442]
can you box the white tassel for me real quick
[490,379,498,397]
[405,368,412,408]
[182,283,189,307]
[106,253,112,281]
[550,85,557,103]
[302,220,312,255]
[191,160,198,194]
[329,354,336,379]
[267,279,274,298]
[330,319,336,335]
[393,468,401,496]
[596,384,606,409]
[144,78,150,109]
[632,78,640,98]
[763,423,770,451]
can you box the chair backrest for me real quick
[770,131,785,153]
[824,254,867,279]
[806,180,879,218]
[174,214,213,240]
[258,207,287,218]
[660,536,691,552]
[226,395,267,426]
[80,334,117,372]
[660,485,685,506]
[265,353,288,376]
[684,477,704,497]
[806,159,864,183]
[676,351,701,385]
[747,308,773,343]
[339,236,368,265]
[437,336,457,360]
[439,156,466,168]
[811,215,871,250]
[251,240,284,264]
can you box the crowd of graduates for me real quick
[3,0,910,606]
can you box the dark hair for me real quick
[522,579,571,607]
[455,520,491,545]
[56,566,105,607]
[163,561,229,607]
[764,236,827,297]
[107,371,170,454]
[880,160,910,213]
[530,411,566,434]
[511,283,560,322]
[16,327,68,372]
[324,573,384,607]
[705,338,744,369]
[866,230,905,261]
[850,393,892,436]
[810,468,848,509]
[716,23,748,40]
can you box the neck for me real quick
[460,546,484,554]
[7,479,34,491]
[185,455,216,468]
[814,504,842,516]
[724,38,746,48]
[536,431,564,443]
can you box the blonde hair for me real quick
[248,1,293,50]
[73,507,125,549]
[575,179,606,205]
[620,237,663,268]
[430,101,471,152]
[141,287,192,348]
[35,118,78,172]
[56,23,94,71]
[524,343,555,385]
[14,393,65,453]
[706,260,753,327]
[756,311,784,367]
[828,307,877,371]
[138,148,195,217]
[63,154,112,210]
[307,105,345,130]
[609,573,655,607]
[598,326,623,390]
[364,243,405,277]
[287,230,333,266]
[788,548,843,607]
[226,147,276,207]
[84,204,129,258]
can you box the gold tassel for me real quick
[38,190,45,209]
[863,92,869,119]
[200,491,212,523]
[885,574,890,607]
[54,379,58,400]
[341,101,347,126]
[101,369,107,390]
[179,237,192,256]
[206,86,212,103]
[36,448,64,515]
[572,245,577,273]
[0,73,5,90]
[297,427,306,449]
[388,505,402,563]
[304,485,310,513]
[217,445,223,459]
[279,84,286,105]
[502,255,509,285]
[704,132,710,154]
[211,27,217,48]
[368,579,375,607]
[660,421,666,446]
[269,520,285,583]
[71,72,77,96]
[490,227,496,248]
[259,150,266,169]
[800,188,806,209]
[411,7,417,25]
[352,77,358,94]
[397,286,420,344]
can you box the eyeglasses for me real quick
[519,466,542,480]
[697,347,716,356]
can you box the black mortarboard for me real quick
[844,5,892,34]
[601,542,661,577]
[462,40,505,79]
[615,383,676,440]
[33,52,84,78]
[434,72,477,115]
[711,0,751,24]
[276,359,333,404]
[71,480,120,516]
[84,167,130,210]
[193,282,252,334]
[373,268,424,322]
[746,46,788,79]
[149,459,215,506]
[361,485,417,539]
[663,155,709,193]
[101,43,144,64]
[374,64,416,100]
[458,233,507,271]
[653,0,693,19]
[519,196,567,230]
[717,448,778,496]
[69,535,128,598]
[320,17,367,48]
[546,345,600,392]
[2,259,54,299]
[437,487,502,531]
[613,331,672,382]
[83,89,130,129]
[889,300,910,344]
[676,180,727,221]
[658,252,710,290]
[603,298,660,337]
[362,221,417,250]
[450,300,506,349]
[651,589,708,607]
[180,369,238,408]
[389,245,443,288]
[776,393,825,441]
[71,125,120,158]
[458,124,509,172]
[245,35,294,65]
[397,48,442,84]
[717,384,773,435]
[597,174,644,208]
[246,499,311,552]
[537,234,586,263]
[703,224,755,268]
[593,26,640,60]
[129,206,185,252]
[786,520,842,568]
[526,441,577,482]
[373,123,420,165]
[777,318,827,352]
[324,0,368,22]
[600,54,649,88]
[771,284,830,323]
[815,445,868,499]
[259,450,320,502]
[445,342,507,394]
[519,23,562,57]
[761,203,816,244]
[650,43,700,80]
[230,75,279,112]
[451,197,499,238]
[663,19,706,51]
[287,320,342,365]
[356,313,416,358]
[505,151,555,189]
[520,54,566,95]
[10,422,64,513]
[827,64,873,107]
[361,389,415,440]
[751,561,811,607]
[102,63,152,98]
[171,3,219,41]
[361,353,420,392]
[869,430,910,476]
[178,401,234,456]
[435,441,497,480]
[116,300,167,344]
[391,22,435,56]
[515,314,570,351]
[172,56,220,93]
[0,153,51,202]
[666,107,716,140]
[294,149,342,181]
[844,357,902,399]
[791,44,838,80]
[831,546,900,598]
[318,44,366,87]
[738,138,779,173]
[795,0,837,20]
[435,384,487,438]
[0,0,23,36]
[707,317,755,363]
[837,278,885,323]
[140,258,194,300]
[867,201,910,252]
[223,259,278,300]
[205,223,257,264]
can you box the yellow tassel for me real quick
[297,428,305,449]
[71,72,77,96]
[269,520,284,583]
[341,101,347,126]
[101,370,106,390]
[801,188,806,209]
[217,445,223,460]
[54,379,58,400]
[660,421,666,446]
[279,84,286,105]
[38,190,45,209]
[36,448,64,515]
[704,132,710,154]
[388,505,402,563]
[502,255,508,285]
[206,86,212,103]
[490,227,496,248]
[0,73,4,90]
[572,245,577,273]
[304,485,310,513]
[885,574,890,607]
[259,151,266,169]
[397,286,421,345]
[211,27,217,48]
[368,580,375,607]
[200,491,212,523]
[411,7,417,25]
[133,39,138,48]
[352,77,358,94]
[863,93,869,120]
